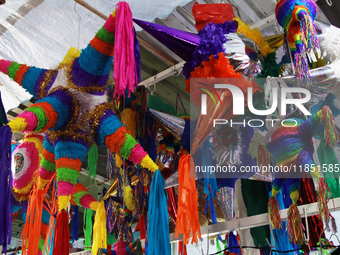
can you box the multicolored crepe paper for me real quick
[268,106,339,244]
[0,2,167,254]
[182,20,238,79]
[275,0,320,83]
[12,134,44,201]
[72,183,99,211]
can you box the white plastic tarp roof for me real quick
[0,0,192,111]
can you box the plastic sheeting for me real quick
[0,0,30,24]
[0,0,192,111]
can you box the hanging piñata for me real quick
[10,132,100,255]
[0,2,167,255]
[268,105,339,245]
[275,0,320,82]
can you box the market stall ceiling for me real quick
[0,0,331,115]
[0,0,333,250]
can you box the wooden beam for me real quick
[74,0,108,20]
[138,30,183,63]
[7,110,18,118]
[138,36,176,66]
[17,103,27,110]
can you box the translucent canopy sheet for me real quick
[0,0,192,111]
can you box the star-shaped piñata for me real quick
[0,10,158,215]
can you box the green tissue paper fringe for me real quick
[56,168,79,185]
[107,233,116,245]
[87,144,98,179]
[317,142,340,198]
[120,134,137,159]
[84,208,93,251]
[8,62,21,80]
[41,158,56,172]
[216,238,223,255]
[38,237,45,252]
[73,191,89,206]
[97,27,115,44]
[256,52,280,83]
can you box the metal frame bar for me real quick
[79,168,111,186]
[250,13,276,30]
[139,61,185,88]
[170,197,340,243]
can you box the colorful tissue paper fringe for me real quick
[148,170,170,255]
[113,2,138,97]
[38,137,56,189]
[175,155,201,244]
[12,133,44,201]
[275,0,320,83]
[183,20,238,80]
[72,183,99,211]
[0,3,168,255]
[192,2,235,31]
[268,106,339,244]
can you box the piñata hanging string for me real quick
[73,2,81,50]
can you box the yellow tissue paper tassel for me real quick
[58,195,71,212]
[8,117,27,132]
[116,154,123,170]
[124,185,135,212]
[92,200,107,255]
[90,201,99,211]
[38,177,49,190]
[140,155,159,172]
[122,108,136,139]
[59,47,81,67]
[234,17,272,57]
